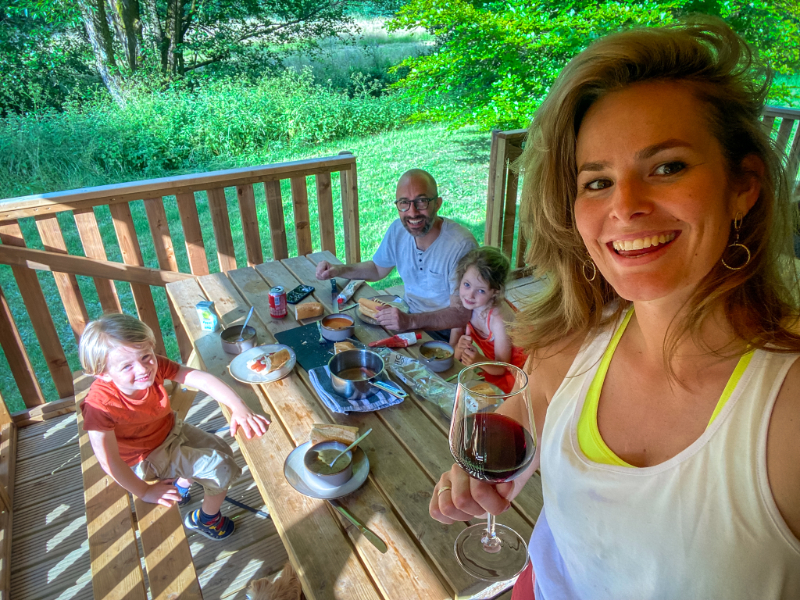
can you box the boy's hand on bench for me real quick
[142,479,182,507]
[230,406,271,440]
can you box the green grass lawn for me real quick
[0,122,495,412]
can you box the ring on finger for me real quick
[437,485,452,497]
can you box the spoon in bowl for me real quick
[237,307,254,342]
[324,428,372,468]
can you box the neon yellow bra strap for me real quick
[577,308,754,468]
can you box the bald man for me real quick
[316,169,476,337]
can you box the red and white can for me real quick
[269,286,287,319]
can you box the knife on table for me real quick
[331,279,339,313]
[328,499,388,553]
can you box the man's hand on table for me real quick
[316,260,338,280]
[376,306,413,331]
[229,405,271,439]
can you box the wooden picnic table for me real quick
[166,251,543,600]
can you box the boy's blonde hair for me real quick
[79,313,156,375]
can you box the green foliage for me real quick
[388,0,800,129]
[0,0,100,115]
[0,69,416,196]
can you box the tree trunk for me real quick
[165,0,186,75]
[106,0,142,73]
[79,0,125,103]
[140,0,168,72]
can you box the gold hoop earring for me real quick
[721,212,751,271]
[583,258,597,282]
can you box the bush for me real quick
[0,69,417,196]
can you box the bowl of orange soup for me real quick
[319,313,355,341]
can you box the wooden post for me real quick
[290,176,313,256]
[207,187,237,272]
[339,152,361,264]
[176,192,211,276]
[236,184,263,266]
[264,180,289,260]
[315,172,336,255]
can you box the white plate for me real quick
[357,295,410,326]
[229,344,296,384]
[284,441,369,499]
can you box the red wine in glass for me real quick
[449,362,534,582]
[453,413,535,483]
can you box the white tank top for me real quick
[529,319,800,600]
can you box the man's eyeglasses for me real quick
[395,197,436,212]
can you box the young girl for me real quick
[450,247,527,393]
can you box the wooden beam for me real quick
[10,395,78,427]
[0,283,45,407]
[73,207,124,313]
[35,215,89,341]
[207,187,237,272]
[0,222,74,399]
[0,154,357,221]
[0,244,192,286]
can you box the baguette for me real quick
[295,302,323,320]
[358,297,389,320]
[309,423,359,446]
[334,341,356,354]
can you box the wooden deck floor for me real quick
[9,393,288,600]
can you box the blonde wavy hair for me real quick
[513,18,800,360]
[79,313,156,375]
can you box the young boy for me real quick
[79,313,270,541]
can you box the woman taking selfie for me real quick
[431,19,800,599]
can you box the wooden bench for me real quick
[75,368,203,600]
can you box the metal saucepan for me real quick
[328,349,407,400]
[220,325,257,354]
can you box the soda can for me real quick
[196,301,219,331]
[269,286,287,319]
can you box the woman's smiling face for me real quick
[574,80,759,306]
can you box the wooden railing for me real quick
[485,105,800,273]
[0,152,361,416]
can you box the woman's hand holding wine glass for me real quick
[431,463,516,524]
[431,362,535,582]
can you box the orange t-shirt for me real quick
[81,355,181,466]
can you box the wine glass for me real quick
[449,362,533,582]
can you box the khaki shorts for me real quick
[133,417,241,496]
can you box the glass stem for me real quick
[481,513,502,553]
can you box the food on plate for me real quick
[468,382,499,395]
[247,348,291,374]
[358,297,389,320]
[334,341,356,354]
[321,316,353,330]
[310,423,359,446]
[420,345,454,360]
[295,302,324,320]
[247,354,270,373]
